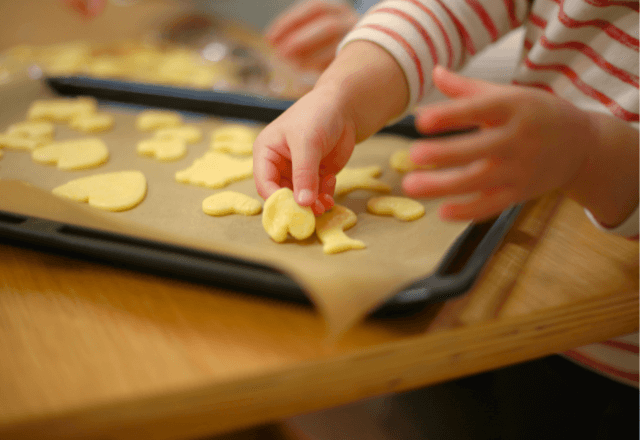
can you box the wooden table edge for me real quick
[1,289,636,440]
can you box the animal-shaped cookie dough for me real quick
[154,125,202,144]
[0,133,47,151]
[175,151,253,188]
[210,124,258,155]
[315,205,366,255]
[69,112,115,133]
[32,137,109,170]
[202,191,262,216]
[27,97,97,122]
[389,149,432,173]
[367,196,425,221]
[334,165,391,196]
[52,170,147,211]
[136,110,182,132]
[262,187,315,242]
[6,121,55,141]
[137,138,187,161]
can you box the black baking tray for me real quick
[46,76,477,139]
[0,75,521,316]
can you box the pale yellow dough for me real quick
[316,205,366,254]
[367,196,425,221]
[175,151,253,188]
[137,138,187,161]
[334,165,391,196]
[136,110,182,132]
[32,137,108,170]
[6,121,55,141]
[69,112,115,133]
[262,187,315,243]
[202,191,262,216]
[154,125,202,144]
[27,97,97,122]
[389,149,432,173]
[0,133,47,151]
[210,124,258,155]
[52,170,147,212]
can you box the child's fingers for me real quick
[410,127,510,168]
[278,14,348,61]
[402,159,508,198]
[253,144,291,200]
[318,174,336,211]
[415,95,512,134]
[289,133,324,207]
[438,186,518,222]
[266,0,350,45]
[432,65,503,99]
[292,44,338,71]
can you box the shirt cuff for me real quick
[584,204,639,238]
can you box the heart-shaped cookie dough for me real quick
[52,170,147,211]
[262,187,315,242]
[32,137,109,170]
[175,151,253,188]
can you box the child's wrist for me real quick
[314,40,409,142]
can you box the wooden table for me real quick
[1,192,637,440]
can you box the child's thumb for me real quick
[432,65,495,98]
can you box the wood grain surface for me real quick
[1,194,637,440]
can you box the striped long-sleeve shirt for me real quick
[339,0,639,387]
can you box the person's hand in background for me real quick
[404,66,638,225]
[265,0,359,72]
[62,0,107,18]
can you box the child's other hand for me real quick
[265,0,359,72]
[62,0,107,17]
[403,66,596,222]
[253,85,357,216]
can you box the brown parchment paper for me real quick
[0,75,471,336]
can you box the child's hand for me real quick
[265,0,359,72]
[253,86,357,216]
[62,0,107,17]
[403,66,598,222]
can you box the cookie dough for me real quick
[137,138,187,161]
[175,151,253,188]
[154,125,202,144]
[6,121,55,141]
[52,170,147,211]
[367,196,425,221]
[262,187,315,242]
[69,112,115,133]
[334,165,391,196]
[316,205,366,254]
[32,137,109,170]
[202,191,262,216]
[27,97,97,122]
[136,110,182,132]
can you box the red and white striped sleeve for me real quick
[337,0,531,113]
